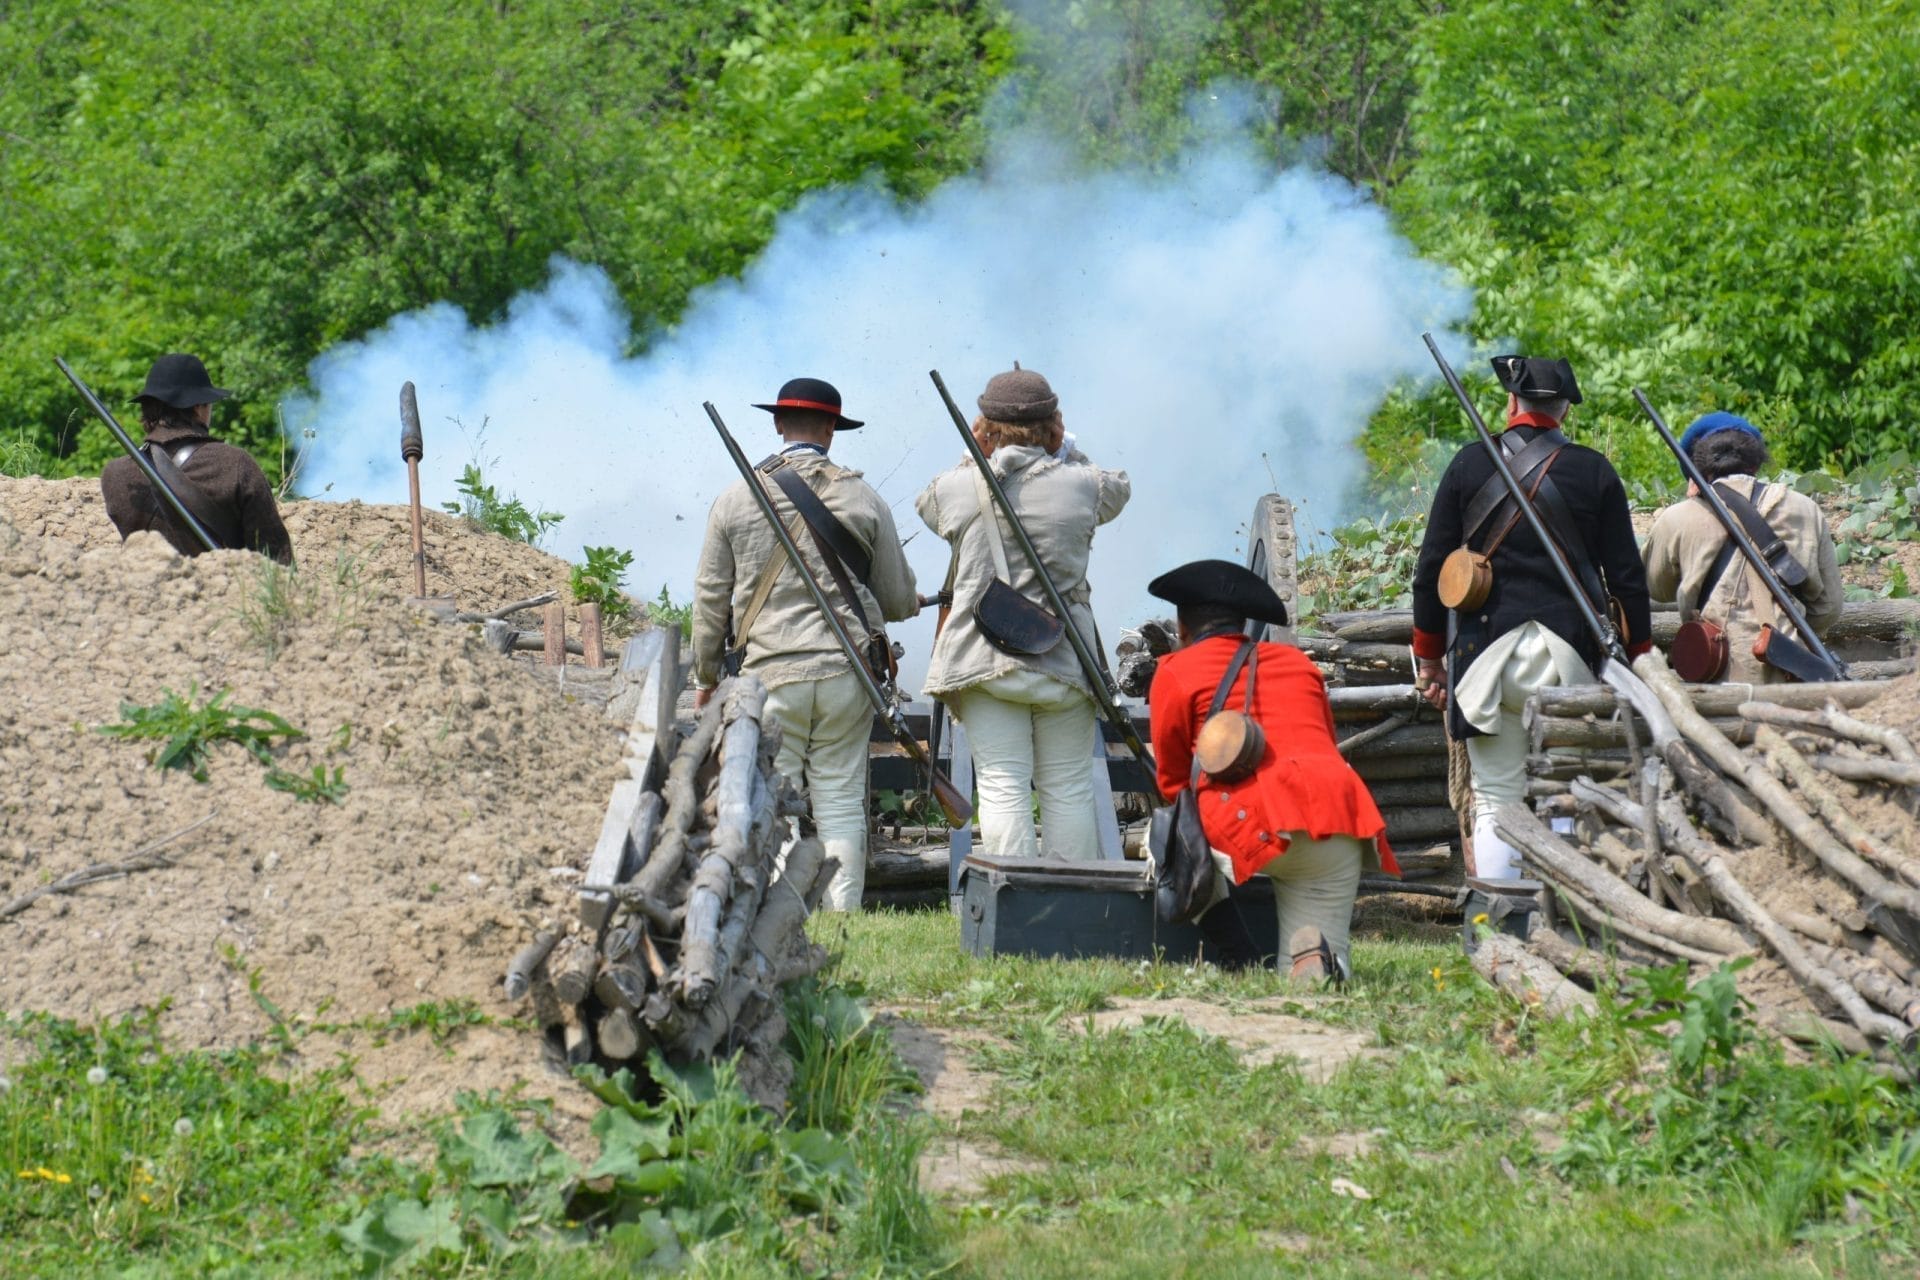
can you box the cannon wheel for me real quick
[1245,494,1298,645]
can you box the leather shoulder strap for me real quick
[144,442,232,549]
[767,462,873,583]
[1712,480,1809,590]
[733,535,794,652]
[1192,641,1256,785]
[1530,467,1610,617]
[1463,429,1567,545]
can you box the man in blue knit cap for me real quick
[1642,411,1843,683]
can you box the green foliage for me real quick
[1295,511,1427,621]
[442,462,563,547]
[0,1009,395,1275]
[0,427,47,477]
[1391,0,1920,474]
[647,585,694,639]
[234,549,368,662]
[570,546,635,622]
[1556,961,1920,1242]
[0,0,1004,481]
[264,763,350,805]
[97,685,304,782]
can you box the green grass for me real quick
[821,910,1919,1279]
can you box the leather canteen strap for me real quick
[1693,537,1740,615]
[1530,468,1614,623]
[767,461,873,583]
[1192,640,1257,787]
[1463,429,1568,545]
[765,469,887,674]
[732,522,799,654]
[1712,481,1809,590]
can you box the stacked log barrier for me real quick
[506,637,832,1096]
[1469,647,1920,1058]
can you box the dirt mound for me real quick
[0,498,632,1136]
[0,474,627,621]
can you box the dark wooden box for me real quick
[958,854,1279,964]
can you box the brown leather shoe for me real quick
[1288,926,1338,985]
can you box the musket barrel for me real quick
[1631,388,1845,680]
[927,368,1158,781]
[54,356,221,552]
[1421,334,1622,663]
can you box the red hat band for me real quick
[771,398,843,415]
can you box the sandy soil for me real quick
[0,476,647,1141]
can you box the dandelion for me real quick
[173,1118,194,1138]
[1472,913,1490,927]
[86,1066,108,1086]
[139,1192,152,1205]
[52,1171,72,1185]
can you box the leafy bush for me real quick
[1294,511,1427,621]
[441,463,563,547]
[97,686,304,782]
[570,545,636,622]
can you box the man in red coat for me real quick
[1147,560,1398,982]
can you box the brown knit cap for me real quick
[976,362,1059,423]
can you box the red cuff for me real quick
[1411,627,1447,660]
[1627,639,1653,659]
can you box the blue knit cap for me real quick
[1678,410,1763,455]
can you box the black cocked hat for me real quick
[1490,354,1582,405]
[751,376,862,430]
[135,353,231,410]
[1147,559,1289,628]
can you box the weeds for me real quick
[234,547,368,662]
[0,426,47,476]
[264,763,350,804]
[648,584,694,638]
[1295,510,1427,622]
[442,461,562,547]
[97,685,304,781]
[570,544,636,622]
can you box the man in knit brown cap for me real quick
[102,354,294,563]
[916,364,1129,859]
[691,377,919,911]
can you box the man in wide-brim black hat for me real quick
[1144,559,1399,983]
[1408,353,1650,881]
[689,376,918,912]
[100,353,293,563]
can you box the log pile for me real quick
[506,674,835,1101]
[1485,649,1920,1059]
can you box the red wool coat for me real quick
[1148,635,1399,883]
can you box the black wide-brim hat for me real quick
[1491,354,1582,405]
[135,353,230,409]
[1147,559,1289,627]
[751,376,863,430]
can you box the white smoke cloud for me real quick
[286,109,1471,688]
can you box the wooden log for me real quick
[1532,680,1883,721]
[1309,600,1920,650]
[1740,700,1919,765]
[630,692,730,901]
[580,602,605,668]
[1339,722,1450,758]
[1326,685,1424,719]
[510,632,585,657]
[504,928,560,1002]
[677,837,828,1059]
[1353,754,1464,782]
[560,1004,594,1066]
[680,681,769,1009]
[1493,805,1748,956]
[1753,726,1920,919]
[1808,753,1920,789]
[1589,832,1645,886]
[543,602,567,666]
[1357,778,1453,808]
[1655,795,1910,1045]
[458,591,558,622]
[1633,651,1778,846]
[1525,919,1629,988]
[1539,869,1729,965]
[1336,711,1418,756]
[1297,637,1413,671]
[594,953,650,1011]
[1384,807,1464,843]
[596,1007,644,1060]
[1534,714,1755,750]
[1470,933,1597,1019]
[580,781,642,932]
[1805,943,1920,1027]
[549,934,598,1006]
[483,618,515,656]
[1752,1005,1874,1058]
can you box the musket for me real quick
[54,356,221,553]
[1421,334,1626,665]
[928,369,1157,780]
[1632,388,1847,682]
[400,382,428,598]
[705,401,973,829]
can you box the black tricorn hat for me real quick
[1147,559,1289,628]
[135,353,231,409]
[751,376,862,430]
[1491,354,1582,405]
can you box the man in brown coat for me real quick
[1643,412,1843,684]
[101,354,293,564]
